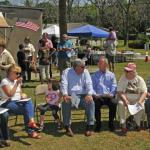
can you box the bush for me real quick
[128,40,144,49]
[128,34,149,49]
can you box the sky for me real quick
[8,0,47,6]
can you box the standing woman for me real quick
[0,39,15,81]
[0,65,41,139]
[38,39,51,84]
[23,36,35,82]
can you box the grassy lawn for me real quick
[5,59,150,150]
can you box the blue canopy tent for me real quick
[68,24,109,38]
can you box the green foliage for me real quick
[0,0,11,5]
[24,0,33,7]
[37,2,58,24]
[128,34,150,49]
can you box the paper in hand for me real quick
[16,98,31,102]
[0,100,7,106]
[71,93,80,108]
[0,108,9,114]
[127,103,143,115]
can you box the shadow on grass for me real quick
[42,121,86,137]
[41,119,121,137]
[10,129,32,146]
[22,85,36,88]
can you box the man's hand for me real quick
[85,95,93,104]
[147,92,150,98]
[124,100,130,106]
[0,64,4,70]
[92,94,101,100]
[63,95,72,103]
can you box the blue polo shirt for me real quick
[57,40,72,58]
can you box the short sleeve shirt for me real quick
[1,78,21,101]
[45,90,59,105]
[117,75,147,93]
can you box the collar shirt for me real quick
[61,68,93,96]
[91,70,117,96]
[57,40,73,58]
[45,39,53,49]
[0,49,15,79]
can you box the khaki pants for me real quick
[118,94,145,126]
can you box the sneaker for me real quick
[38,125,44,132]
[57,122,62,130]
[65,126,74,137]
[120,128,128,136]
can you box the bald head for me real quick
[62,34,68,41]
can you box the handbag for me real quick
[29,62,37,73]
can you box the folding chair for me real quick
[34,83,61,123]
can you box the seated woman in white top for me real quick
[0,65,41,139]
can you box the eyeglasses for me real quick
[15,72,21,77]
[125,70,132,73]
[79,66,85,69]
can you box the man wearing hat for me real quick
[117,63,147,135]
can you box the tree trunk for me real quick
[59,0,67,38]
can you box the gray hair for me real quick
[99,56,108,64]
[72,59,85,69]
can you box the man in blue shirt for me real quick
[61,59,95,137]
[91,56,117,132]
[57,34,73,76]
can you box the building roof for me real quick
[0,5,43,11]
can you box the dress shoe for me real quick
[0,142,5,148]
[109,122,115,132]
[65,126,74,137]
[1,140,10,147]
[120,128,128,136]
[94,126,101,132]
[85,125,94,136]
[109,125,115,132]
[85,130,95,136]
[94,123,101,132]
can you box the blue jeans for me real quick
[2,99,34,128]
[0,111,9,140]
[62,96,95,126]
[38,104,59,119]
[145,99,150,127]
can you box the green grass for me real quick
[5,60,150,150]
[116,40,147,55]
